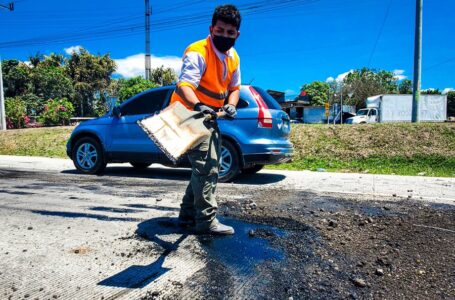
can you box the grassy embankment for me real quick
[0,123,454,177]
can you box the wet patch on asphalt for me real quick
[89,206,146,213]
[197,218,286,275]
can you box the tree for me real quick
[150,65,178,86]
[65,48,116,116]
[398,79,412,94]
[447,91,455,117]
[300,81,330,106]
[343,67,398,108]
[421,88,441,95]
[28,52,44,68]
[41,53,65,68]
[118,77,158,103]
[2,60,31,97]
[31,65,74,102]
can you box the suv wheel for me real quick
[242,164,264,174]
[72,137,107,174]
[130,162,152,169]
[218,140,240,183]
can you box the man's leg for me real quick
[178,182,196,225]
[188,126,234,234]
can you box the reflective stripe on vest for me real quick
[196,84,228,100]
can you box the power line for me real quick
[367,0,393,67]
[423,57,455,71]
[0,0,319,49]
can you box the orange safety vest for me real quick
[170,37,240,109]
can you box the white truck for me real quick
[346,94,447,124]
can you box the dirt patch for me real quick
[168,190,455,299]
[228,191,455,299]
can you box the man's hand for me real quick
[222,104,237,119]
[194,103,216,116]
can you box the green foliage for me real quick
[448,91,455,117]
[38,98,74,126]
[65,48,116,116]
[30,65,74,101]
[269,155,455,177]
[118,76,158,103]
[2,60,31,97]
[343,68,398,108]
[41,53,65,68]
[28,52,44,68]
[150,65,178,86]
[301,81,330,106]
[5,97,27,129]
[21,93,46,116]
[421,88,441,95]
[398,79,412,94]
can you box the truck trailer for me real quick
[346,94,447,124]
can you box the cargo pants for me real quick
[179,121,221,230]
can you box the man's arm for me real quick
[227,63,241,107]
[227,90,240,107]
[177,85,200,108]
[177,52,206,108]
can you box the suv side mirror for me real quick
[111,106,121,118]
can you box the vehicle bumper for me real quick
[243,152,293,166]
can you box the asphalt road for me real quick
[0,156,454,299]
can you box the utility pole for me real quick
[0,3,14,130]
[0,59,6,130]
[145,0,152,80]
[412,0,423,122]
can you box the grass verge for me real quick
[0,126,72,158]
[0,123,454,177]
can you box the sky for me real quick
[1,0,454,98]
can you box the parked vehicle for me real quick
[346,94,447,124]
[66,85,293,182]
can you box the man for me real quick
[170,4,241,235]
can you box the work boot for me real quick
[195,219,235,235]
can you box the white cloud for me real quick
[442,88,454,94]
[393,69,407,81]
[64,45,83,55]
[113,53,182,78]
[326,70,354,83]
[335,70,354,82]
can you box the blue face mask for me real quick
[212,35,236,53]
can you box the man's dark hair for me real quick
[212,4,241,30]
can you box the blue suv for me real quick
[66,85,293,182]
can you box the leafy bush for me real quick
[38,98,74,126]
[21,93,46,116]
[118,77,158,103]
[5,97,27,129]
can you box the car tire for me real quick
[72,137,107,175]
[242,164,264,174]
[130,162,152,169]
[218,139,240,183]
